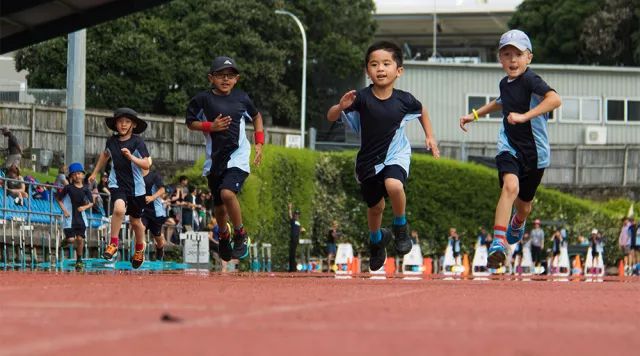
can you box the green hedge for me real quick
[177,147,626,268]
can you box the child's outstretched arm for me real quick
[121,148,151,170]
[327,90,356,121]
[419,106,440,159]
[507,91,561,125]
[459,99,502,132]
[88,151,109,184]
[252,112,264,166]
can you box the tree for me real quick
[580,0,640,66]
[15,0,376,129]
[509,0,603,64]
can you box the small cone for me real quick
[351,257,360,274]
[462,254,470,276]
[619,260,625,277]
[347,258,353,275]
[423,257,433,275]
[385,257,395,277]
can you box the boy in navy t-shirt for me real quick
[459,30,562,269]
[89,107,151,269]
[56,162,93,271]
[327,41,440,271]
[141,162,167,260]
[186,56,265,262]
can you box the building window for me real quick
[560,97,601,122]
[606,98,640,123]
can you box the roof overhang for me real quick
[1,0,173,54]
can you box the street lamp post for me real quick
[275,9,307,148]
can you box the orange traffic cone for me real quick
[385,257,396,277]
[462,254,470,277]
[351,257,360,275]
[423,257,433,275]
[618,260,625,277]
[571,255,582,281]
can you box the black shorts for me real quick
[142,214,167,237]
[109,189,146,218]
[496,152,545,202]
[360,165,407,208]
[207,168,249,206]
[63,227,86,239]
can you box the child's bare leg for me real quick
[493,174,519,242]
[154,234,166,249]
[130,218,145,246]
[214,204,228,233]
[367,199,385,233]
[384,178,405,218]
[220,189,242,229]
[74,237,84,259]
[109,199,126,245]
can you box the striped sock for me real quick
[110,236,119,246]
[234,225,244,234]
[370,229,382,244]
[393,215,407,226]
[493,225,507,244]
[135,243,144,252]
[511,215,525,229]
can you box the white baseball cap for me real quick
[499,29,532,52]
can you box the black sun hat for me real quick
[105,107,148,134]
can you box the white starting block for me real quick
[584,246,605,280]
[548,244,570,279]
[181,231,210,272]
[472,244,489,277]
[402,244,423,280]
[442,244,464,278]
[334,243,354,279]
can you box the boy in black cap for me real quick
[185,56,265,261]
[56,162,93,271]
[89,107,151,268]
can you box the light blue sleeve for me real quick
[339,111,361,134]
[403,112,421,123]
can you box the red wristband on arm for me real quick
[254,131,265,144]
[201,121,212,132]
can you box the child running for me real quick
[185,56,264,261]
[89,107,151,268]
[459,29,561,270]
[56,162,93,271]
[327,41,440,271]
[141,159,167,261]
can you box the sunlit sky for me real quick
[374,0,523,14]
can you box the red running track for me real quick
[0,272,639,356]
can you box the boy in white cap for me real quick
[459,29,562,270]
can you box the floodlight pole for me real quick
[66,29,86,165]
[275,9,307,148]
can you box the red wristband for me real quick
[254,131,265,144]
[201,121,212,132]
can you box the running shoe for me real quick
[74,260,84,272]
[506,217,526,244]
[487,237,507,269]
[369,228,393,271]
[103,243,118,260]
[392,223,411,255]
[131,246,145,269]
[232,228,248,259]
[219,229,232,262]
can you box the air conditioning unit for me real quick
[585,126,607,145]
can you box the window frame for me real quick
[559,96,602,124]
[605,97,640,124]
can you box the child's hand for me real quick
[459,113,475,132]
[253,144,263,166]
[88,174,96,184]
[145,195,154,204]
[338,90,357,110]
[507,112,527,125]
[210,114,232,132]
[425,137,440,159]
[121,148,132,160]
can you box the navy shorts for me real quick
[142,214,167,237]
[63,227,86,239]
[109,189,146,219]
[207,168,249,206]
[496,152,545,202]
[360,165,407,208]
[326,243,337,255]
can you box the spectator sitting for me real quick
[54,165,69,188]
[5,164,28,205]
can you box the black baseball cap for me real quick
[209,56,239,73]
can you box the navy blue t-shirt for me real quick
[343,86,422,182]
[185,89,258,176]
[143,171,166,218]
[57,184,93,229]
[105,134,150,197]
[290,218,301,240]
[497,68,555,169]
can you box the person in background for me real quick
[530,219,544,267]
[288,203,304,272]
[2,127,22,168]
[326,220,341,268]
